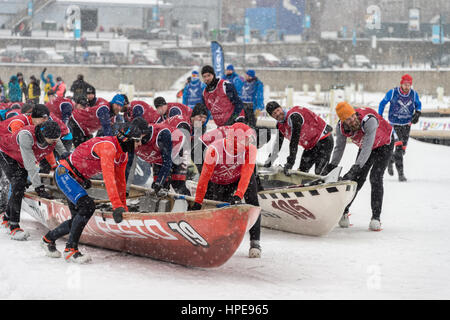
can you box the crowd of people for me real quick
[0,65,422,264]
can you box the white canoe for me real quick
[187,166,357,237]
[257,167,357,236]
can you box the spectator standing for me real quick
[27,75,41,104]
[241,69,264,129]
[41,68,55,103]
[223,64,244,97]
[53,77,66,98]
[70,74,91,101]
[16,73,27,102]
[0,78,7,102]
[8,75,22,102]
[182,71,206,109]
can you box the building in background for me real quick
[0,0,173,34]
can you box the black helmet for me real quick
[74,96,88,107]
[266,101,281,115]
[116,123,142,153]
[37,120,61,140]
[130,117,150,135]
[31,104,50,119]
[191,103,208,117]
[154,96,167,108]
[86,86,96,95]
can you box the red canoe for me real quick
[22,193,261,268]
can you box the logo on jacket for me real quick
[397,100,413,115]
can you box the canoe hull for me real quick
[21,194,261,268]
[258,182,357,236]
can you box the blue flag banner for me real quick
[211,41,225,79]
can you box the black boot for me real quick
[387,160,394,176]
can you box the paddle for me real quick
[257,165,342,187]
[128,184,226,207]
[39,173,228,208]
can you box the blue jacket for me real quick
[40,71,55,87]
[241,78,264,111]
[378,87,422,125]
[223,72,244,97]
[8,76,22,102]
[182,79,206,108]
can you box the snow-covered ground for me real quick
[1,89,449,300]
[1,131,449,300]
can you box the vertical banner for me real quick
[432,25,442,44]
[409,8,420,31]
[211,41,225,79]
[152,6,159,21]
[28,1,33,16]
[244,17,251,44]
[74,19,81,40]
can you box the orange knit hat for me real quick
[336,102,356,121]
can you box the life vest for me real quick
[0,125,56,167]
[68,136,128,179]
[202,79,235,127]
[46,97,74,121]
[0,114,31,136]
[339,107,393,150]
[70,103,111,136]
[157,102,192,123]
[162,115,191,132]
[277,107,327,150]
[208,138,247,185]
[135,123,185,165]
[49,113,70,137]
[124,100,159,124]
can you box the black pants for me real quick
[299,135,334,175]
[344,140,394,220]
[61,139,73,152]
[152,162,190,196]
[0,152,29,225]
[243,103,257,129]
[390,124,411,176]
[204,173,261,241]
[46,194,96,249]
[69,118,90,148]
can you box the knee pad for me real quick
[75,195,96,217]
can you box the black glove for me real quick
[190,202,202,211]
[151,182,168,197]
[42,68,47,73]
[82,179,92,190]
[321,163,337,176]
[263,155,272,168]
[230,195,243,205]
[411,111,421,124]
[113,207,126,223]
[35,185,54,200]
[152,182,162,194]
[342,165,362,182]
[283,163,293,176]
[58,152,71,161]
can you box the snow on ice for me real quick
[0,89,449,300]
